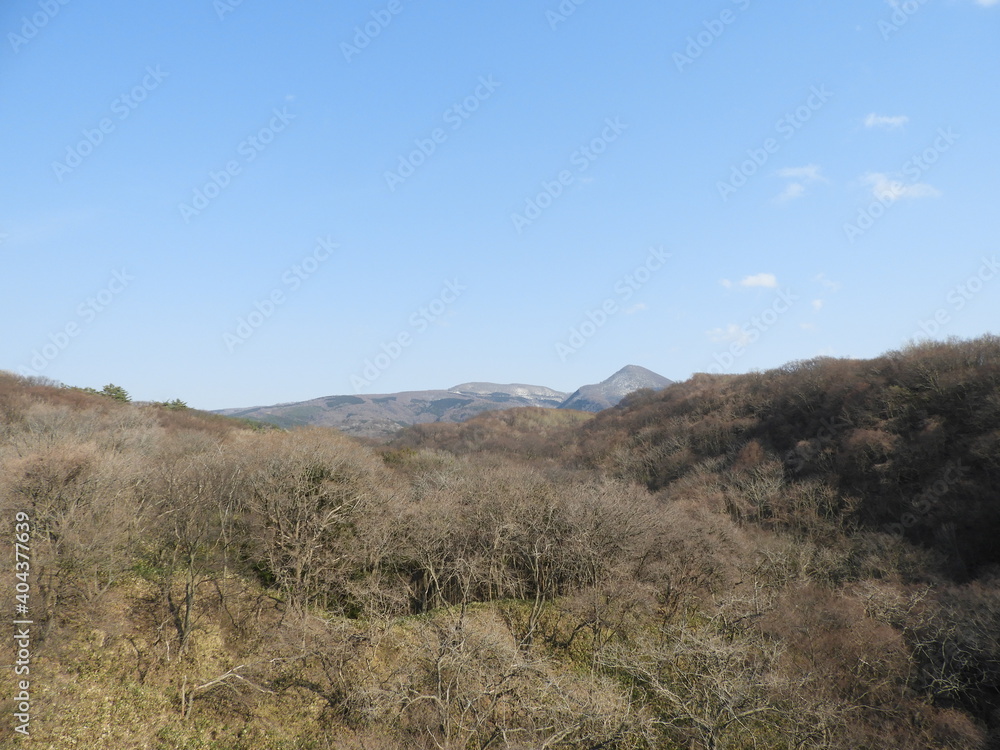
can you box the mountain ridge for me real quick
[215,365,672,437]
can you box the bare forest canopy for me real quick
[1,335,999,749]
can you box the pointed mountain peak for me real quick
[559,366,673,412]
[605,364,671,383]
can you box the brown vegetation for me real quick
[1,336,999,748]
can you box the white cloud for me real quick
[864,113,909,129]
[624,303,648,315]
[740,273,778,288]
[708,324,752,346]
[815,273,841,292]
[774,164,825,202]
[721,274,779,289]
[776,164,825,182]
[812,299,824,311]
[864,172,941,201]
[775,182,806,203]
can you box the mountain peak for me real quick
[608,364,664,380]
[559,365,673,412]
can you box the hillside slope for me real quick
[398,337,1000,579]
[575,337,1000,579]
[3,338,1000,749]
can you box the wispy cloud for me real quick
[775,183,806,203]
[864,171,941,201]
[774,164,826,203]
[719,273,779,289]
[740,273,778,288]
[808,275,840,315]
[864,113,909,129]
[776,165,824,182]
[815,273,841,292]
[707,323,752,346]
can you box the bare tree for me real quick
[601,622,781,750]
[367,610,650,749]
[237,429,394,612]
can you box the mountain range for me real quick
[216,365,672,438]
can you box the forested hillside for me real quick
[2,336,999,749]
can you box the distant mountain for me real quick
[216,383,570,438]
[558,365,673,412]
[216,367,671,438]
[448,382,567,406]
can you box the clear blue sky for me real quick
[2,0,998,409]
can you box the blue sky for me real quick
[2,0,998,409]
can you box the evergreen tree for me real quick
[101,384,130,402]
